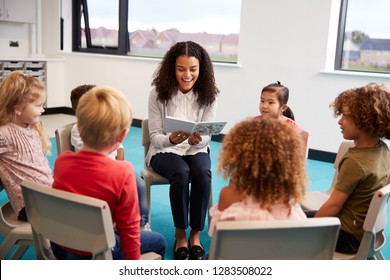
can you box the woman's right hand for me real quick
[169,130,190,144]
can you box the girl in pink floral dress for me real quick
[0,71,52,221]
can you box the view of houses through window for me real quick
[339,0,390,73]
[79,0,241,63]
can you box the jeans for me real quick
[151,152,211,231]
[136,174,149,227]
[51,229,167,260]
[140,230,167,259]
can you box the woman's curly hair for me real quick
[151,41,219,106]
[218,118,307,211]
[331,83,390,139]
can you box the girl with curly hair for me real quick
[0,71,52,221]
[147,41,219,260]
[315,83,390,254]
[255,81,301,133]
[208,118,308,237]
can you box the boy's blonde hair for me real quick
[218,118,307,211]
[76,86,133,149]
[0,71,51,153]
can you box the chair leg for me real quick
[374,252,385,260]
[8,244,30,259]
[144,179,152,228]
[0,235,28,259]
[208,188,213,227]
[0,236,17,259]
[0,228,32,259]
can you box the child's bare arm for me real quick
[315,188,349,217]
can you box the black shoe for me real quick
[174,240,189,260]
[188,240,206,260]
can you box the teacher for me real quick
[146,41,219,260]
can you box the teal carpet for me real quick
[1,126,389,260]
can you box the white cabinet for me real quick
[0,59,65,108]
[0,0,36,23]
[0,0,3,20]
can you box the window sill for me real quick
[320,69,390,79]
[61,51,242,68]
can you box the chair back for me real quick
[300,129,309,157]
[358,183,390,259]
[20,180,116,260]
[328,141,355,194]
[55,123,75,156]
[301,141,355,211]
[209,217,340,260]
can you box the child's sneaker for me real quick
[141,223,152,231]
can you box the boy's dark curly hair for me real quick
[218,118,307,212]
[331,83,390,139]
[70,84,96,111]
[151,41,219,106]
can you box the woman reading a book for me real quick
[146,41,219,260]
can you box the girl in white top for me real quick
[209,118,308,237]
[0,71,52,220]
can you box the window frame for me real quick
[334,0,348,71]
[334,0,390,74]
[72,0,240,63]
[72,0,129,55]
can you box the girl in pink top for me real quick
[255,81,301,133]
[0,71,52,221]
[209,118,308,236]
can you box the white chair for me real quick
[20,179,161,260]
[334,183,390,260]
[54,122,75,155]
[300,129,309,158]
[302,141,355,210]
[140,119,213,227]
[0,180,33,260]
[209,217,340,260]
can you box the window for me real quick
[72,0,241,63]
[335,0,390,74]
[73,0,128,55]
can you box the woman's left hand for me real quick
[188,133,202,145]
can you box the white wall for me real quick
[0,21,30,56]
[2,0,390,154]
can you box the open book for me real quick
[163,116,227,135]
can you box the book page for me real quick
[193,121,227,135]
[163,117,227,135]
[163,116,196,133]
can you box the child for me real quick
[255,81,301,133]
[70,84,150,230]
[315,83,390,254]
[70,84,125,159]
[52,86,166,260]
[0,71,52,221]
[208,118,307,236]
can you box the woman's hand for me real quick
[188,133,202,145]
[169,130,190,144]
